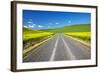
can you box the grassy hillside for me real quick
[23,28,53,41]
[23,28,44,34]
[41,24,90,33]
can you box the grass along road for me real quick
[65,32,90,44]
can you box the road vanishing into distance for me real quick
[23,33,91,62]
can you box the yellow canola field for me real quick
[65,32,91,43]
[24,32,53,41]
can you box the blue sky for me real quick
[23,10,91,29]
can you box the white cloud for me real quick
[68,20,71,23]
[56,22,59,24]
[24,25,28,28]
[32,24,36,26]
[38,25,43,28]
[27,21,33,24]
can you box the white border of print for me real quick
[17,3,96,69]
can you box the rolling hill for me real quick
[23,28,45,34]
[40,24,90,33]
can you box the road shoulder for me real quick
[64,34,90,48]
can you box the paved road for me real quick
[23,33,91,62]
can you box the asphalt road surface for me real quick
[23,33,91,62]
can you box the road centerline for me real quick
[50,35,59,61]
[61,35,76,60]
